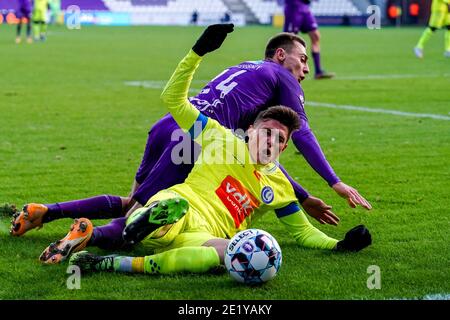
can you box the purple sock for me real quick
[43,195,124,222]
[89,217,127,250]
[312,51,323,75]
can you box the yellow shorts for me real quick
[133,190,221,253]
[429,11,450,28]
[32,9,47,22]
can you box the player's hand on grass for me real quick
[301,196,340,226]
[335,225,372,252]
[332,181,372,210]
[192,23,234,56]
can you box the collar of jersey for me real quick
[255,161,278,174]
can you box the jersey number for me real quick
[215,69,247,99]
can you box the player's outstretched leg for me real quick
[122,197,189,245]
[39,218,93,264]
[10,204,48,236]
[70,246,221,275]
[10,195,125,236]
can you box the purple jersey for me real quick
[189,60,339,187]
[16,0,32,18]
[284,0,311,13]
[18,0,32,11]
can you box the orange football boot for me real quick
[39,218,93,264]
[10,204,48,236]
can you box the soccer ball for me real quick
[224,229,282,284]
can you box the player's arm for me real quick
[276,203,338,250]
[276,204,371,252]
[160,50,203,132]
[278,81,372,210]
[278,163,340,225]
[160,24,234,136]
[276,77,340,185]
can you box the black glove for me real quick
[192,23,234,56]
[336,225,372,252]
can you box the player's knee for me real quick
[202,239,229,264]
[310,30,320,43]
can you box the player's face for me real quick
[247,119,289,165]
[278,42,310,82]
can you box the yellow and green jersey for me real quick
[159,50,338,250]
[431,0,449,13]
[33,0,49,21]
[34,0,49,12]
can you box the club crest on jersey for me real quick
[261,186,274,204]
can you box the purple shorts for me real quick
[16,7,31,20]
[283,9,318,34]
[133,113,200,205]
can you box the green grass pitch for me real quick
[0,24,449,300]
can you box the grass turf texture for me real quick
[0,25,449,300]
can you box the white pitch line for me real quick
[124,80,206,93]
[124,81,450,121]
[307,101,450,121]
[334,73,450,81]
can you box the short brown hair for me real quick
[254,105,300,138]
[265,33,307,59]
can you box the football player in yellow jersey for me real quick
[32,0,49,41]
[49,24,371,275]
[415,0,450,58]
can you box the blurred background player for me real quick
[15,0,33,44]
[32,0,49,41]
[48,0,61,25]
[414,0,450,58]
[283,0,335,79]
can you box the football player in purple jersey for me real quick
[15,0,33,44]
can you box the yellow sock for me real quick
[144,246,220,274]
[417,27,434,49]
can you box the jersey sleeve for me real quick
[275,205,338,250]
[291,129,340,187]
[277,75,340,187]
[160,49,204,132]
[160,50,226,145]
